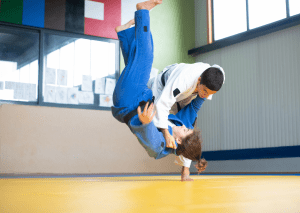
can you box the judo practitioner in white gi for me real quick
[148,62,225,181]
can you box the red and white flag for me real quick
[84,0,121,39]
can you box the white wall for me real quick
[194,1,300,173]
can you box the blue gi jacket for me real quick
[128,96,205,159]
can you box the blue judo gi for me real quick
[112,10,205,159]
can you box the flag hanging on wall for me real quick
[0,0,121,40]
[44,0,66,31]
[23,0,45,28]
[0,0,23,25]
[85,0,121,39]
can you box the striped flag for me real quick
[65,0,85,34]
[44,0,66,31]
[0,0,23,25]
[84,0,121,39]
[23,0,45,28]
[0,0,121,39]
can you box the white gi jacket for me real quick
[149,62,226,129]
[148,62,225,168]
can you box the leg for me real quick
[116,0,162,65]
[113,9,154,109]
[117,26,135,66]
[115,19,135,34]
[136,0,162,10]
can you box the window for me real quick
[43,34,116,107]
[0,24,119,110]
[248,0,286,29]
[0,28,39,102]
[289,0,300,16]
[212,0,299,41]
[213,0,247,40]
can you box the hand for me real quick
[181,166,193,182]
[181,174,194,181]
[137,102,156,125]
[164,132,176,149]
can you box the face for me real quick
[195,77,217,99]
[172,125,193,144]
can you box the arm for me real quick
[175,96,205,129]
[137,103,176,149]
[181,167,193,181]
[131,103,178,158]
[130,118,166,159]
[174,96,205,178]
[174,155,193,181]
[159,128,176,149]
[182,160,208,180]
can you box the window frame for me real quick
[0,21,120,111]
[190,0,299,56]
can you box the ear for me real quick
[197,77,201,84]
[175,137,182,144]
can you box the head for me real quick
[196,67,224,98]
[175,127,202,161]
[174,127,208,172]
[172,124,193,144]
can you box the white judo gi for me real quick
[148,62,225,168]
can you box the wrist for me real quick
[160,128,169,135]
[181,166,190,175]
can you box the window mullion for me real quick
[246,0,250,31]
[286,0,290,18]
[211,0,215,42]
[38,30,44,105]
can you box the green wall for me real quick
[120,0,195,73]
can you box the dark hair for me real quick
[200,67,224,91]
[176,129,207,171]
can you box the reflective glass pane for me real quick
[249,0,286,29]
[213,0,247,40]
[43,34,116,107]
[289,0,300,16]
[0,28,39,102]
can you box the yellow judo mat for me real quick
[1,175,300,213]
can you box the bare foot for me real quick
[115,19,135,33]
[136,0,162,11]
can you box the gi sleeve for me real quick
[174,155,192,168]
[129,115,178,159]
[175,96,205,129]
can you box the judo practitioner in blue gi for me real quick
[111,0,207,175]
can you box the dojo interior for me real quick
[0,0,300,212]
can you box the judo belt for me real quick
[161,70,167,87]
[124,96,155,125]
[161,69,181,112]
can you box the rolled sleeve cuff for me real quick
[174,155,192,168]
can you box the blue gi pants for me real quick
[112,10,154,123]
